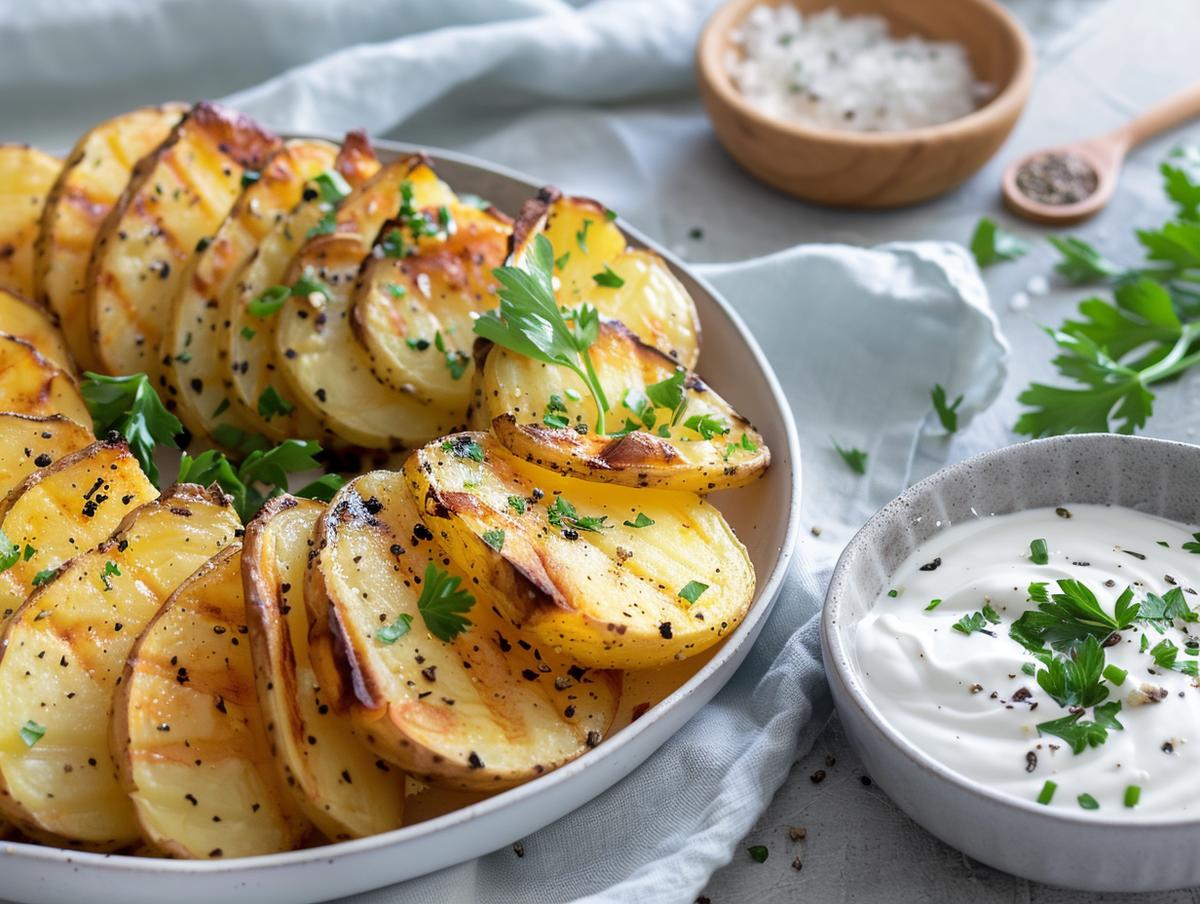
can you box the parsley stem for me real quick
[577,354,610,434]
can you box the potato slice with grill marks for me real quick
[0,439,156,622]
[35,104,186,373]
[243,495,405,839]
[163,138,340,443]
[114,545,310,858]
[0,413,92,500]
[510,189,700,369]
[311,470,620,790]
[0,333,89,424]
[351,202,511,407]
[0,145,60,299]
[224,132,380,441]
[88,102,279,377]
[0,484,240,849]
[474,320,769,493]
[405,433,754,669]
[0,288,73,374]
[275,156,463,449]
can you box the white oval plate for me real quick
[0,138,801,904]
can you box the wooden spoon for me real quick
[1003,82,1200,225]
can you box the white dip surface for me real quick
[726,6,989,132]
[855,504,1200,817]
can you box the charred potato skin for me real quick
[0,413,93,501]
[0,333,89,424]
[0,288,74,375]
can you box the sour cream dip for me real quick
[855,504,1200,817]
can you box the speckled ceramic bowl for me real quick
[823,434,1200,893]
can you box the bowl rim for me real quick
[697,0,1036,147]
[823,432,1200,831]
[0,136,803,875]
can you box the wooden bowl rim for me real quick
[696,0,1036,147]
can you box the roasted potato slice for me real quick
[0,439,156,621]
[0,413,92,500]
[0,333,89,424]
[352,202,511,406]
[163,138,340,442]
[244,496,405,839]
[311,470,620,789]
[225,132,380,441]
[0,288,73,373]
[35,105,186,373]
[474,320,768,492]
[88,102,278,376]
[275,156,463,449]
[0,146,60,299]
[114,545,310,858]
[0,484,240,849]
[405,433,754,669]
[510,189,700,369]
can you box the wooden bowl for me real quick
[696,0,1035,207]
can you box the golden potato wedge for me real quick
[0,413,92,500]
[510,189,700,369]
[352,202,511,407]
[405,433,754,669]
[0,145,60,299]
[275,156,463,449]
[243,496,405,839]
[311,470,620,790]
[0,333,89,424]
[0,288,73,374]
[35,104,186,373]
[88,102,279,377]
[114,545,310,858]
[474,320,768,492]
[0,439,156,621]
[163,138,340,443]
[0,484,240,849]
[225,132,380,441]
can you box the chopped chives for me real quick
[1103,664,1127,686]
[1124,785,1141,808]
[1037,780,1057,805]
[1077,792,1099,810]
[1029,538,1049,565]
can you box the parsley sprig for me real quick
[1010,579,1139,655]
[415,563,475,642]
[81,372,182,484]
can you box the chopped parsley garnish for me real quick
[100,560,121,592]
[623,513,654,529]
[1048,236,1120,285]
[575,219,591,253]
[952,604,1000,636]
[1139,586,1197,631]
[924,599,941,611]
[1038,701,1123,755]
[930,384,964,433]
[0,528,18,574]
[644,369,688,427]
[887,589,899,598]
[1077,793,1100,810]
[291,271,333,302]
[440,438,485,462]
[507,495,526,515]
[475,234,610,432]
[482,529,505,552]
[1036,780,1057,805]
[1010,579,1138,654]
[18,719,45,748]
[306,211,336,239]
[1027,581,1050,603]
[248,285,290,317]
[31,568,55,587]
[724,433,758,461]
[240,326,256,340]
[1124,785,1141,808]
[547,496,608,533]
[1029,538,1049,565]
[969,217,1029,268]
[1035,634,1110,708]
[257,386,295,421]
[555,251,571,270]
[592,265,625,288]
[240,169,261,188]
[543,394,570,429]
[832,439,867,475]
[81,372,181,485]
[377,613,413,645]
[1148,637,1199,675]
[683,413,729,441]
[747,845,768,863]
[433,331,468,380]
[380,228,407,258]
[678,581,709,605]
[386,283,407,298]
[415,563,475,642]
[1184,532,1200,553]
[22,544,35,561]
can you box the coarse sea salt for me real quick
[726,6,991,133]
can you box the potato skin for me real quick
[0,413,92,500]
[0,288,74,374]
[0,145,60,300]
[0,333,89,424]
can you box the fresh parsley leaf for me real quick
[1184,532,1200,554]
[1037,700,1123,755]
[1010,579,1138,655]
[22,544,35,561]
[415,563,475,642]
[931,384,964,433]
[295,473,345,503]
[547,496,608,533]
[1077,793,1101,810]
[747,845,768,863]
[0,528,18,574]
[970,217,1029,267]
[592,264,625,288]
[832,438,867,475]
[644,369,688,427]
[924,599,941,611]
[623,513,654,529]
[178,438,332,522]
[482,529,505,552]
[18,719,45,748]
[1028,581,1050,603]
[543,393,570,429]
[952,608,998,636]
[507,495,526,515]
[683,413,729,440]
[1149,637,1199,675]
[678,581,709,605]
[81,372,181,485]
[1049,236,1121,284]
[433,331,468,380]
[1035,634,1109,708]
[377,613,413,645]
[1139,586,1197,632]
[31,568,55,587]
[257,386,295,421]
[475,234,611,432]
[1162,147,1200,221]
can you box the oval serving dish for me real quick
[823,433,1200,893]
[0,138,801,904]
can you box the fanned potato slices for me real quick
[405,433,754,669]
[88,102,279,376]
[243,496,405,839]
[0,334,89,424]
[0,485,240,849]
[352,202,511,406]
[312,470,620,789]
[0,146,60,298]
[163,138,340,441]
[275,157,462,448]
[475,320,769,492]
[510,189,700,369]
[0,439,156,621]
[225,132,380,441]
[0,288,73,373]
[0,414,92,500]
[35,104,185,373]
[115,545,310,858]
